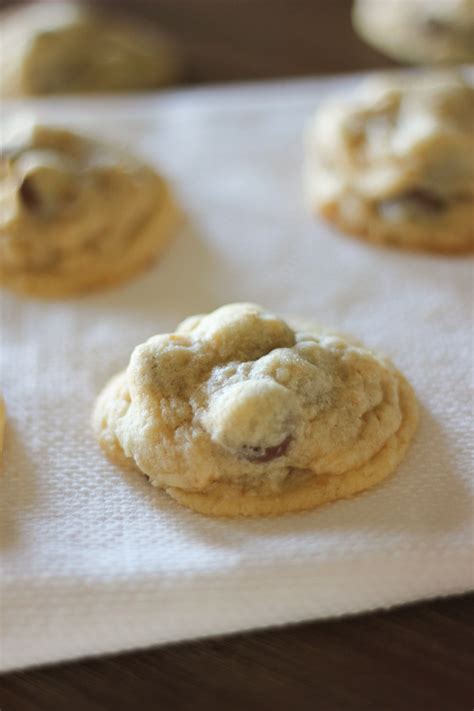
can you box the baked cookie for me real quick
[353,0,474,64]
[305,72,474,254]
[0,1,180,97]
[93,303,418,517]
[0,122,179,297]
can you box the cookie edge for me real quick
[165,372,418,517]
[318,204,474,256]
[94,363,419,518]
[0,180,181,298]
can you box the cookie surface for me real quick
[0,122,179,297]
[353,0,474,64]
[93,303,419,517]
[0,1,180,97]
[305,72,474,254]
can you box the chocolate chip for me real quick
[240,435,292,463]
[17,162,78,215]
[403,189,447,212]
[19,176,41,210]
[378,188,447,221]
[424,18,450,36]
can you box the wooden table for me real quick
[1,2,471,709]
[4,0,397,83]
[1,595,472,710]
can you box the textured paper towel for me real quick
[1,77,473,672]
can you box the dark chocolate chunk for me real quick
[19,176,41,210]
[240,435,292,463]
[424,18,450,36]
[378,188,447,220]
[402,188,447,212]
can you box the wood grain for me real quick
[1,595,473,711]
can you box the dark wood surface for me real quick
[104,0,398,82]
[1,2,471,709]
[5,0,397,82]
[1,595,473,711]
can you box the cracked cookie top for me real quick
[99,304,405,495]
[306,72,474,223]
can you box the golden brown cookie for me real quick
[93,304,419,517]
[305,72,474,254]
[0,1,180,97]
[0,122,179,298]
[353,0,474,65]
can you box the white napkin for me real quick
[1,77,473,672]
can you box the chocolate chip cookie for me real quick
[0,122,179,297]
[305,72,474,253]
[93,304,419,517]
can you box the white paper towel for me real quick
[1,77,473,672]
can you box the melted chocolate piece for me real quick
[18,171,78,215]
[424,18,450,36]
[402,188,447,212]
[240,435,292,463]
[379,188,447,220]
[19,176,41,210]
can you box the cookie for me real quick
[353,0,474,65]
[0,1,180,97]
[0,122,179,298]
[305,72,474,254]
[93,303,418,518]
